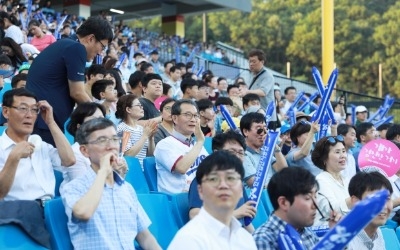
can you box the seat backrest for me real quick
[143,157,157,192]
[169,193,190,228]
[204,136,213,154]
[137,193,179,249]
[381,227,400,250]
[261,189,274,216]
[44,198,73,250]
[63,118,74,145]
[124,156,150,194]
[0,125,6,135]
[0,224,49,250]
[244,188,268,229]
[53,170,64,197]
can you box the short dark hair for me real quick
[3,88,37,107]
[140,62,153,72]
[181,72,195,80]
[160,98,175,112]
[268,167,317,210]
[337,124,356,137]
[217,77,226,84]
[0,54,12,65]
[176,62,186,70]
[248,49,265,62]
[284,86,296,95]
[290,121,311,146]
[377,123,391,132]
[106,69,125,97]
[86,64,106,79]
[196,151,244,185]
[128,71,146,89]
[11,73,27,88]
[91,79,114,100]
[240,112,265,135]
[212,130,246,152]
[162,83,171,96]
[312,136,345,170]
[76,16,113,43]
[386,124,400,140]
[356,122,374,143]
[215,97,233,107]
[180,78,198,93]
[75,118,115,144]
[169,66,180,73]
[67,102,106,137]
[171,99,198,116]
[28,19,40,27]
[164,61,173,68]
[227,84,239,95]
[141,73,162,88]
[242,93,260,108]
[196,98,213,112]
[348,171,393,200]
[115,94,139,120]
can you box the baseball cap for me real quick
[355,105,368,113]
[280,123,291,134]
[295,111,311,121]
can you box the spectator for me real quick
[286,121,322,176]
[166,66,182,99]
[11,72,27,89]
[154,83,172,110]
[240,112,287,187]
[0,88,75,201]
[253,167,319,249]
[149,50,162,75]
[337,124,358,181]
[162,61,173,82]
[28,19,56,52]
[0,11,24,44]
[197,98,216,137]
[242,93,261,112]
[353,122,378,170]
[154,99,209,194]
[91,79,119,125]
[168,151,257,250]
[176,62,186,75]
[214,97,235,134]
[311,136,350,226]
[128,70,145,97]
[279,123,292,156]
[1,37,28,69]
[26,16,113,146]
[181,78,199,100]
[115,94,158,168]
[228,84,243,116]
[154,98,175,145]
[280,86,297,115]
[84,64,106,100]
[140,62,154,74]
[205,75,219,103]
[61,118,161,249]
[355,105,368,126]
[217,77,228,97]
[378,123,392,140]
[196,80,209,101]
[105,69,127,97]
[138,73,163,122]
[347,171,393,250]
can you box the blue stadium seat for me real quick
[261,189,274,216]
[0,224,48,249]
[143,157,157,192]
[204,136,213,154]
[124,156,150,194]
[137,193,179,249]
[396,226,400,241]
[53,170,63,197]
[44,198,73,250]
[169,193,190,228]
[0,125,6,135]
[63,118,74,145]
[381,227,400,249]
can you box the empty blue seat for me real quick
[53,170,63,197]
[143,157,157,192]
[169,193,190,228]
[63,118,74,145]
[124,156,150,193]
[44,199,73,250]
[0,224,48,249]
[137,193,179,249]
[381,227,400,249]
[0,125,6,135]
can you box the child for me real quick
[91,79,120,125]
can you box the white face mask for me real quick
[85,61,93,68]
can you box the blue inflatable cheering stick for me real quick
[313,189,389,250]
[219,105,241,134]
[278,224,306,250]
[265,101,275,129]
[244,131,280,226]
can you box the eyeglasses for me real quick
[300,120,310,125]
[95,37,107,51]
[87,136,121,146]
[163,106,172,112]
[202,175,242,187]
[9,105,40,115]
[224,149,245,158]
[324,135,344,145]
[131,103,143,108]
[256,128,267,135]
[179,112,200,120]
[313,192,335,221]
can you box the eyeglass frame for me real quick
[95,37,107,51]
[178,112,200,120]
[256,128,267,135]
[202,174,242,187]
[8,105,40,115]
[86,136,121,146]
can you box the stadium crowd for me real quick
[0,1,399,250]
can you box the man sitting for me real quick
[61,118,161,249]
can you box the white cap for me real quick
[355,105,368,113]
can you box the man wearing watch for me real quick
[240,113,287,188]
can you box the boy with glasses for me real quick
[240,112,287,188]
[61,118,161,249]
[168,151,257,250]
[154,99,209,194]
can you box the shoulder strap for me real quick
[249,69,266,90]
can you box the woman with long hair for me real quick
[1,37,28,69]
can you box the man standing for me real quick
[154,99,209,194]
[168,151,257,250]
[26,16,114,145]
[253,167,320,249]
[61,118,161,249]
[355,105,368,126]
[239,49,276,126]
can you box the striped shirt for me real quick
[117,122,148,169]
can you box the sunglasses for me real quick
[313,192,334,221]
[299,120,310,125]
[256,128,267,135]
[325,135,344,145]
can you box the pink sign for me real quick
[358,139,400,177]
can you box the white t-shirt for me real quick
[155,136,208,194]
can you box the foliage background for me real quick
[127,0,400,97]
